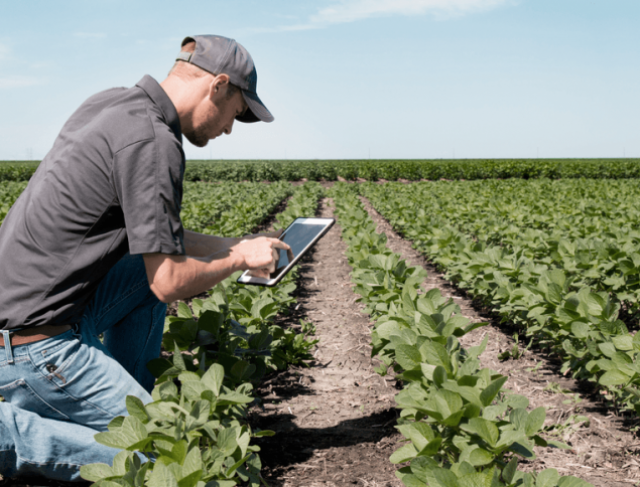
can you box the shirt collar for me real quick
[135,75,182,143]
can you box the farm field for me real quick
[3,158,640,183]
[361,180,640,411]
[3,172,640,486]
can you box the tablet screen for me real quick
[238,217,334,286]
[270,222,326,279]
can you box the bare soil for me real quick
[250,198,404,487]
[360,195,640,487]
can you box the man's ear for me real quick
[209,73,230,100]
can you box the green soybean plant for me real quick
[329,183,592,487]
[361,180,640,416]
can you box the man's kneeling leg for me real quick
[84,253,167,393]
[0,402,119,481]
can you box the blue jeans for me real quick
[0,253,166,481]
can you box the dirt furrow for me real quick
[360,195,640,487]
[252,198,403,487]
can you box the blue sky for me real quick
[1,0,638,160]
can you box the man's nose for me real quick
[224,120,234,135]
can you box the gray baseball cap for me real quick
[176,35,273,123]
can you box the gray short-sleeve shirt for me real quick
[0,75,185,330]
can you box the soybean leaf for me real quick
[253,429,275,437]
[502,457,518,483]
[216,427,239,456]
[462,418,499,447]
[480,376,508,407]
[599,369,630,387]
[547,439,572,450]
[390,443,418,464]
[148,462,179,487]
[400,475,428,487]
[395,344,423,370]
[557,477,595,487]
[177,302,192,320]
[525,407,546,436]
[536,468,559,487]
[201,363,224,396]
[231,360,256,382]
[467,447,494,467]
[126,396,149,424]
[172,341,187,372]
[80,463,114,482]
[418,438,443,457]
[94,416,148,450]
[177,471,202,487]
[204,481,237,487]
[430,468,461,487]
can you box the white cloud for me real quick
[0,75,43,89]
[268,0,514,31]
[74,32,106,39]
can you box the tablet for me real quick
[237,217,335,287]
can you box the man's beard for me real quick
[185,114,216,147]
[185,126,210,147]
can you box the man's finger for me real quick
[270,238,291,251]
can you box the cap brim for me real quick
[237,90,274,123]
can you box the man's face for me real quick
[185,81,248,147]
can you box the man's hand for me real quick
[233,236,291,279]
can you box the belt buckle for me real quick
[2,330,14,364]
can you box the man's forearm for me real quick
[146,233,289,303]
[184,230,240,257]
[145,248,244,303]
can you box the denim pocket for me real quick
[33,332,84,389]
[30,331,129,430]
[0,379,70,421]
[26,326,151,431]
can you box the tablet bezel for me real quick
[236,217,335,287]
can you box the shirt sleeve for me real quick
[111,136,186,256]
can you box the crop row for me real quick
[61,182,322,486]
[361,179,640,416]
[182,181,294,237]
[328,183,589,487]
[0,181,27,225]
[3,158,640,183]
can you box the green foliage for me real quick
[0,161,38,182]
[5,159,640,183]
[498,335,530,361]
[183,159,640,182]
[80,362,264,487]
[181,181,293,237]
[362,179,640,414]
[273,182,324,230]
[328,183,592,487]
[81,182,324,485]
[82,290,277,485]
[193,272,318,372]
[0,181,28,226]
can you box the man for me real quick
[0,35,289,481]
